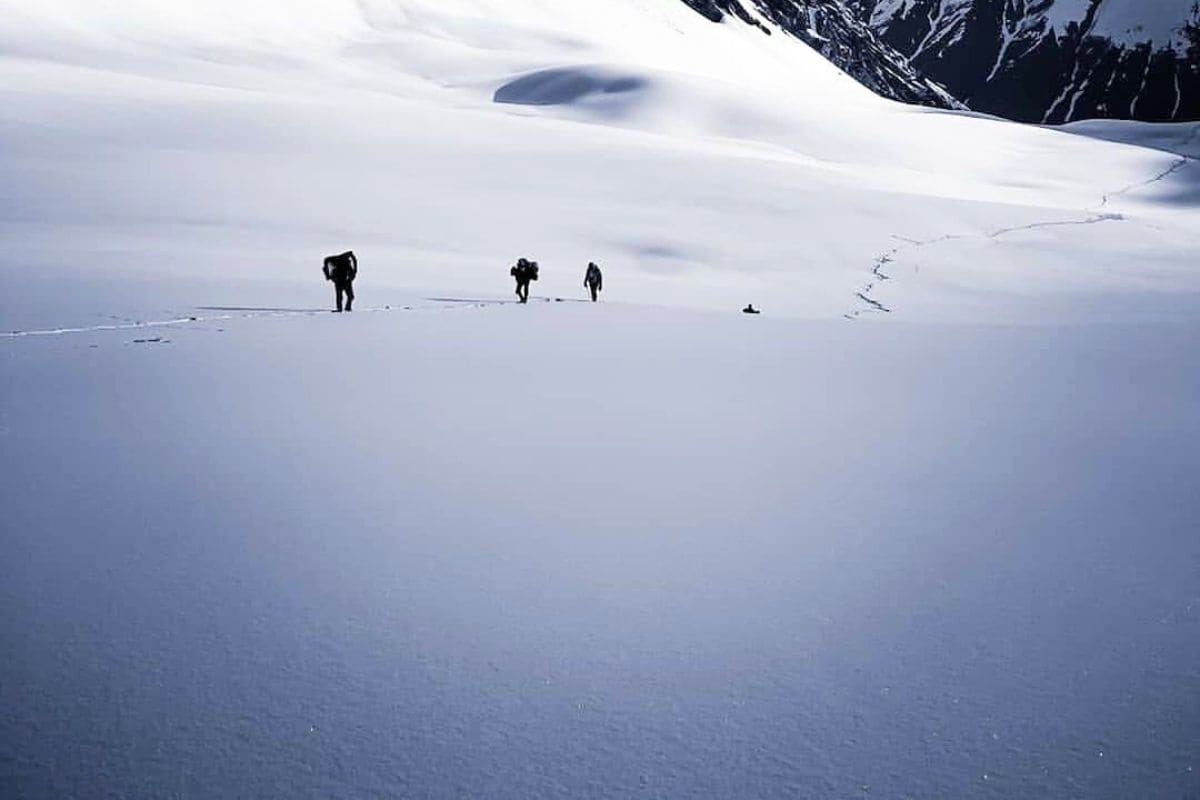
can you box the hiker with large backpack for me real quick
[322,250,358,312]
[510,257,539,303]
[584,262,603,302]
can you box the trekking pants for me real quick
[335,279,354,312]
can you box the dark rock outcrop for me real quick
[851,0,1200,123]
[679,0,963,109]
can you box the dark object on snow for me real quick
[743,304,761,315]
[510,257,539,304]
[584,262,603,302]
[323,251,358,312]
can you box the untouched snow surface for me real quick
[2,1,1199,797]
[5,305,1199,798]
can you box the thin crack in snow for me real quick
[848,127,1198,320]
[1100,124,1199,207]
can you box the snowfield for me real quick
[1,1,1198,797]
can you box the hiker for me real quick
[322,250,358,312]
[584,262,603,302]
[510,257,539,303]
[743,304,760,315]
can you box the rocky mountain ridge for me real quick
[851,0,1200,122]
[680,0,963,108]
[682,0,1200,123]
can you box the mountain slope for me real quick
[681,0,962,108]
[0,0,1195,326]
[854,0,1200,123]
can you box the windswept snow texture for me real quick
[2,1,1199,798]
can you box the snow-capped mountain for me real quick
[680,0,962,108]
[852,0,1200,122]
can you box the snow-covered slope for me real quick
[679,0,962,108]
[7,300,1200,800]
[2,2,1199,798]
[1,0,1195,326]
[856,0,1200,123]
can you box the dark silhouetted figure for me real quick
[743,304,760,315]
[510,257,539,303]
[584,262,603,302]
[323,251,358,312]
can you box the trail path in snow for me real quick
[846,123,1200,319]
[0,297,588,340]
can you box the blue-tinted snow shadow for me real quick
[1149,160,1200,207]
[1059,120,1200,160]
[610,241,720,277]
[494,67,648,107]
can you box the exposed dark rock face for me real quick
[850,0,1200,123]
[678,0,963,109]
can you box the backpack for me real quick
[528,262,539,281]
